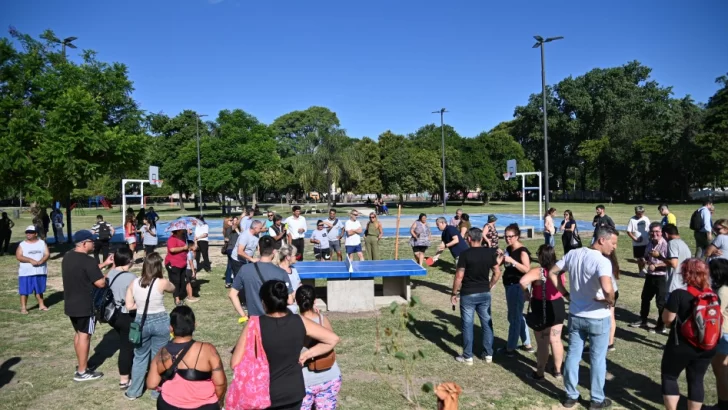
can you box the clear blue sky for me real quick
[3,0,727,139]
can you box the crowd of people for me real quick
[7,199,728,409]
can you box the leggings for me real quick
[166,265,186,300]
[301,375,342,410]
[661,343,714,402]
[144,245,156,257]
[195,241,210,270]
[110,312,135,376]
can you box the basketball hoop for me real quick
[151,179,164,188]
[503,172,511,181]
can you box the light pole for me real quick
[432,108,448,214]
[532,35,563,210]
[195,114,208,215]
[52,35,78,243]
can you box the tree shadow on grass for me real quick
[88,329,120,371]
[407,309,461,358]
[0,357,21,388]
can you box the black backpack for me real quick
[98,222,112,240]
[689,209,703,231]
[93,272,131,324]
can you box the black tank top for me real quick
[260,313,306,406]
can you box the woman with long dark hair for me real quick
[661,259,718,410]
[560,210,580,254]
[140,217,158,259]
[409,213,431,266]
[520,245,565,380]
[225,217,241,288]
[107,247,137,389]
[125,213,137,254]
[230,280,339,410]
[709,258,728,410]
[296,285,342,410]
[124,252,175,400]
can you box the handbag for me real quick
[128,278,156,345]
[306,313,336,372]
[525,268,549,331]
[225,316,271,410]
[570,227,582,248]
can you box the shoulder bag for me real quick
[306,312,336,372]
[128,278,157,345]
[225,316,271,410]
[526,268,549,331]
[570,226,582,248]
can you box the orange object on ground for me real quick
[435,382,462,410]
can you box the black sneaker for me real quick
[589,398,612,409]
[528,371,545,381]
[74,370,103,382]
[562,396,580,408]
[497,347,515,358]
[629,321,648,329]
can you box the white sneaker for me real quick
[484,355,493,363]
[454,355,473,365]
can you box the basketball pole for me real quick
[394,204,401,260]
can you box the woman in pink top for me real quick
[147,306,226,410]
[165,229,190,306]
[519,245,566,380]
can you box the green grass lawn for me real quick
[0,201,723,409]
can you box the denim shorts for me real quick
[717,333,728,355]
[346,244,362,254]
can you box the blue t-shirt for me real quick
[442,225,468,258]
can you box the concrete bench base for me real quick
[301,276,412,312]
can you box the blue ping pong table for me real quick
[295,259,426,312]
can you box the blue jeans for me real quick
[544,232,555,247]
[127,312,169,398]
[564,315,611,403]
[225,254,234,285]
[505,284,531,351]
[460,292,494,359]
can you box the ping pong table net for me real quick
[345,254,353,273]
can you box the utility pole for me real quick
[195,114,208,215]
[532,35,563,210]
[432,108,448,214]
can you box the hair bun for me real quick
[273,281,288,298]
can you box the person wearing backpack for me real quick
[105,247,137,390]
[709,258,728,410]
[661,258,721,410]
[691,200,714,259]
[92,215,115,264]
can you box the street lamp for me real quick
[52,35,78,242]
[195,113,208,215]
[432,108,448,214]
[532,35,563,210]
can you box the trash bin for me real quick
[13,209,20,219]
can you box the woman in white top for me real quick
[194,215,211,272]
[124,252,175,400]
[543,208,556,247]
[140,217,158,258]
[275,244,302,313]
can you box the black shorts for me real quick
[412,246,428,253]
[633,245,647,259]
[530,298,566,328]
[314,248,331,260]
[185,269,194,283]
[69,316,96,335]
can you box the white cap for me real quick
[25,225,37,233]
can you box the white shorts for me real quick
[126,237,137,244]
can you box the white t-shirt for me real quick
[627,216,651,247]
[325,218,344,240]
[18,240,48,277]
[285,216,307,240]
[344,220,362,246]
[311,229,330,249]
[555,247,613,319]
[195,224,209,242]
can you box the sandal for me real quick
[119,381,130,390]
[552,371,563,380]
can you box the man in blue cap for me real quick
[61,230,114,382]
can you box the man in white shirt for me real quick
[16,225,50,313]
[285,206,307,261]
[323,209,345,261]
[344,210,364,261]
[626,205,650,276]
[549,226,617,409]
[194,217,210,272]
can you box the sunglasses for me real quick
[370,216,376,219]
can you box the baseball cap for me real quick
[487,214,498,223]
[25,225,37,234]
[72,230,94,243]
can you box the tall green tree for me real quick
[0,28,146,239]
[352,137,383,194]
